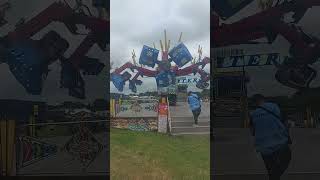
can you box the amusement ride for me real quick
[110,30,210,105]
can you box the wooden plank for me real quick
[6,120,15,176]
[0,119,7,176]
[0,119,16,176]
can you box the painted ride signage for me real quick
[176,76,200,84]
[215,53,286,68]
[158,99,168,133]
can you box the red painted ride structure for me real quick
[212,0,320,91]
[0,1,109,99]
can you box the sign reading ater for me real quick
[215,53,289,68]
[176,76,200,84]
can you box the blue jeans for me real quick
[261,144,291,180]
[192,108,201,124]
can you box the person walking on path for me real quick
[249,94,292,180]
[187,92,202,127]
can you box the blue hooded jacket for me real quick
[250,102,289,155]
[188,93,201,111]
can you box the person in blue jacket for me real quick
[249,94,292,180]
[187,91,201,126]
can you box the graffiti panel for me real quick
[111,118,158,131]
[115,99,158,117]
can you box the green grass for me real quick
[111,128,210,180]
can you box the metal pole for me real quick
[241,57,249,128]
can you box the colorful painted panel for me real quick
[116,100,158,117]
[111,118,158,131]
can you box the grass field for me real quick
[110,128,210,180]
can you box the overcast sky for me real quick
[215,0,320,97]
[0,0,108,105]
[110,0,210,94]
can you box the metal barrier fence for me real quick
[1,119,108,176]
[312,111,320,128]
[286,110,305,127]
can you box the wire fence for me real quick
[1,118,108,176]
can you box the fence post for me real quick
[6,119,15,176]
[0,118,6,176]
[110,99,115,117]
[0,118,16,176]
[28,105,37,137]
